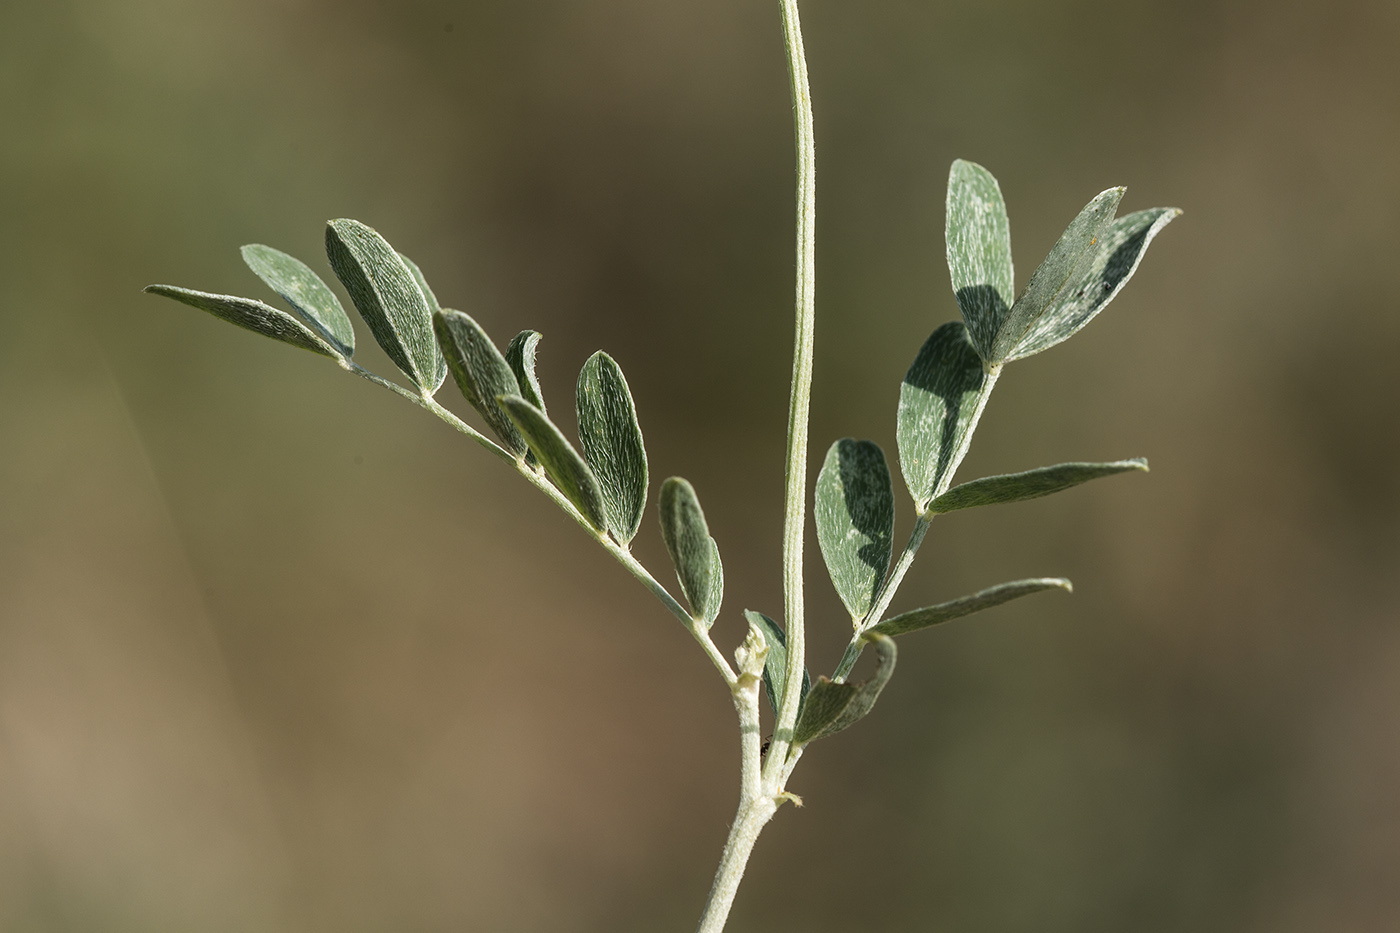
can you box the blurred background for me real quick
[2,0,1398,930]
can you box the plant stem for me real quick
[696,672,775,933]
[345,360,512,462]
[766,0,817,787]
[695,4,817,929]
[607,539,739,685]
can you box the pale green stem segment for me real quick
[695,4,816,931]
[833,364,1002,683]
[341,359,736,686]
[695,671,776,933]
[766,0,817,788]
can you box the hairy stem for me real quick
[766,0,817,787]
[696,673,775,933]
[345,360,511,462]
[695,4,817,930]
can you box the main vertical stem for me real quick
[694,5,816,931]
[767,0,817,784]
[695,675,774,933]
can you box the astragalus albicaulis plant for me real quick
[147,3,1177,930]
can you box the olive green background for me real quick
[2,1,1398,930]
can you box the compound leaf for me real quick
[946,159,1014,359]
[744,610,811,718]
[659,477,723,625]
[897,322,987,510]
[870,578,1072,637]
[576,352,648,545]
[499,394,608,530]
[434,310,527,456]
[240,244,355,356]
[325,219,447,392]
[1008,207,1181,360]
[930,458,1148,514]
[144,285,339,358]
[989,187,1124,363]
[815,439,894,622]
[793,633,896,745]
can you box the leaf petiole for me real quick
[343,358,737,684]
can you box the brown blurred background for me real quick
[2,0,1398,930]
